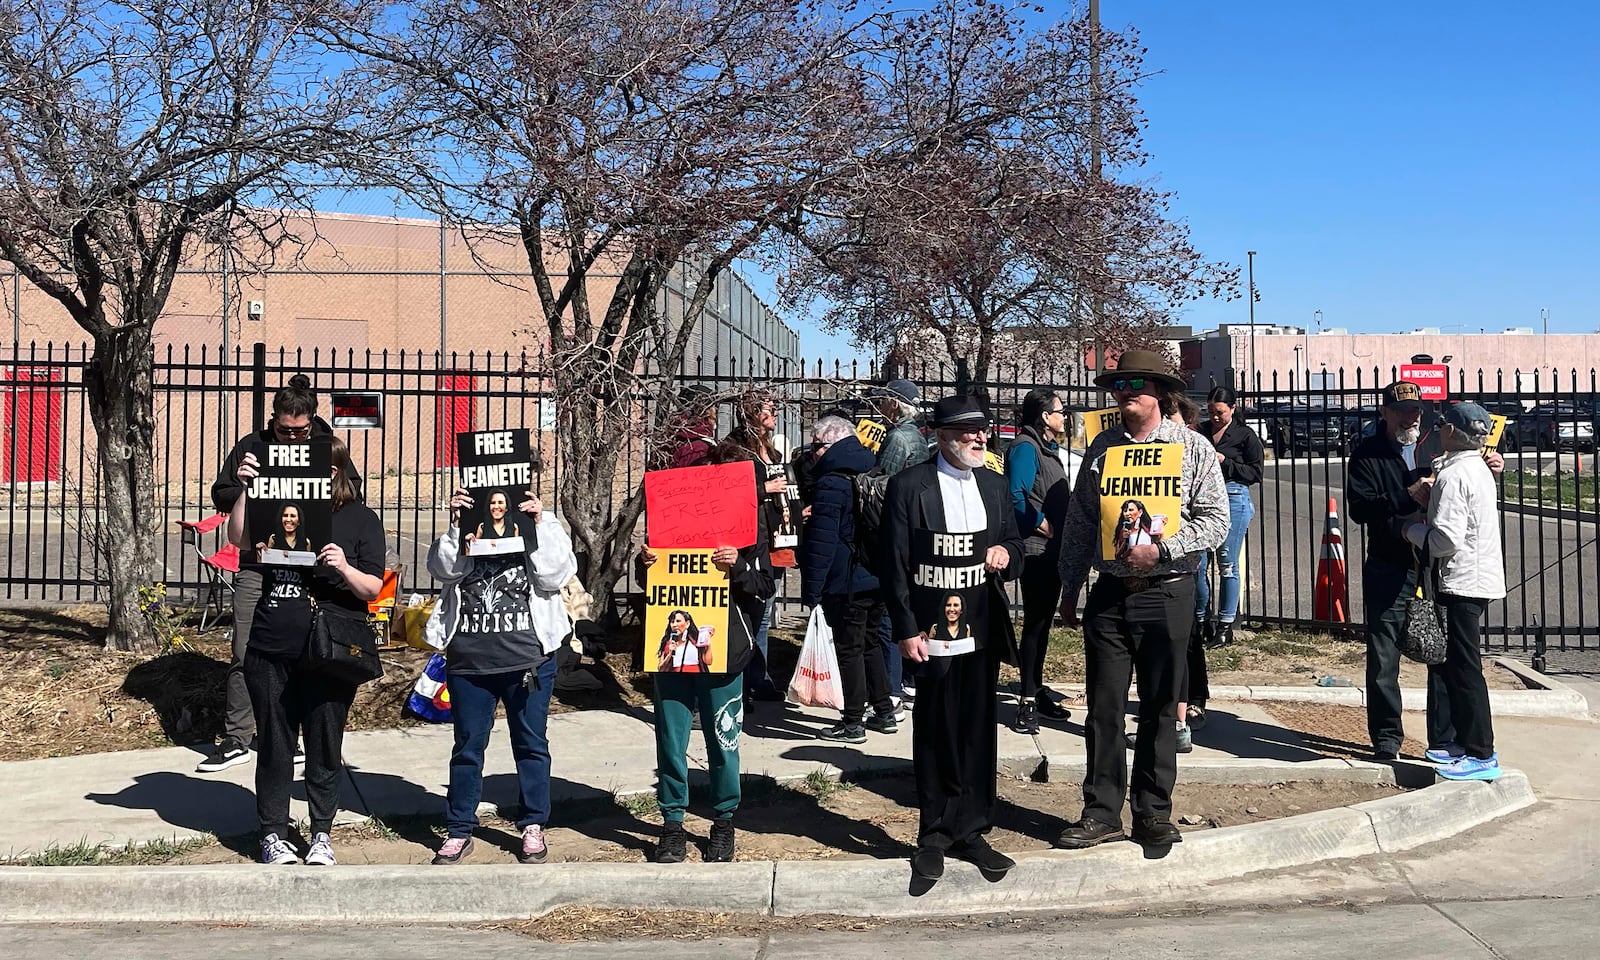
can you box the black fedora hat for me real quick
[929,394,990,430]
[1093,349,1186,391]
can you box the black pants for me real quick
[1181,619,1210,708]
[912,648,998,849]
[1428,594,1494,758]
[1363,558,1453,753]
[244,649,356,838]
[822,592,891,724]
[1017,550,1062,701]
[1082,575,1191,825]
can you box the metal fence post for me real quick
[251,341,267,430]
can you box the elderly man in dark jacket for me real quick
[800,415,896,744]
[884,394,1025,882]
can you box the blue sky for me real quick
[784,0,1600,359]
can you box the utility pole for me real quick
[1247,250,1257,390]
[1089,0,1106,382]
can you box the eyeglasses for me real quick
[1110,378,1147,392]
[1047,407,1066,416]
[274,422,312,439]
[810,440,831,451]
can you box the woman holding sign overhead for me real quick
[424,482,576,867]
[228,436,385,867]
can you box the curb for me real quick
[0,769,1534,923]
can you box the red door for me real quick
[435,374,475,468]
[3,367,63,483]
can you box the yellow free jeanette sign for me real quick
[644,549,731,674]
[855,418,886,453]
[1082,407,1122,447]
[1098,443,1184,562]
[1484,413,1507,454]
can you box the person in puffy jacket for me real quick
[1402,401,1506,782]
[800,416,895,743]
[424,488,576,866]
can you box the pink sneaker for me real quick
[520,824,548,864]
[431,836,474,865]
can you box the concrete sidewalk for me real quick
[9,693,1336,856]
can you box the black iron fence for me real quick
[2,342,1595,653]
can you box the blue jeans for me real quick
[1196,483,1255,623]
[742,595,779,696]
[444,657,557,838]
[879,613,904,698]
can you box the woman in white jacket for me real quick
[425,487,576,864]
[1403,402,1505,782]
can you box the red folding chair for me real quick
[177,513,240,632]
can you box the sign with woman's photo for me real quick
[909,528,989,657]
[644,549,730,674]
[1097,443,1183,561]
[455,429,536,557]
[246,438,333,566]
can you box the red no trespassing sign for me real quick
[1399,364,1450,400]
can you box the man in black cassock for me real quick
[883,394,1025,882]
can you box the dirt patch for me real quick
[492,907,908,942]
[136,772,1400,867]
[1262,702,1427,761]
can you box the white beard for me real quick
[939,436,985,470]
[1396,425,1421,446]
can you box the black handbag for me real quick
[307,597,385,685]
[1398,557,1447,666]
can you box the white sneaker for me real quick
[304,832,336,866]
[889,697,908,722]
[260,833,299,865]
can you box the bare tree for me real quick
[780,0,1236,382]
[344,0,884,618]
[0,0,397,650]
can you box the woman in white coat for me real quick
[1403,402,1505,782]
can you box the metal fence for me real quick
[3,343,1596,653]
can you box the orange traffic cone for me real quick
[1313,497,1349,622]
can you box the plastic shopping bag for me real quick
[406,653,452,722]
[786,606,844,709]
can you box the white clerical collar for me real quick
[936,452,975,480]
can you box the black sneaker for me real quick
[707,818,736,862]
[1012,700,1039,735]
[196,736,251,773]
[911,845,944,881]
[818,721,867,744]
[1054,817,1124,849]
[951,835,1015,874]
[1035,694,1071,721]
[656,821,687,863]
[864,711,899,734]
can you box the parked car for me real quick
[1508,403,1595,452]
[1260,402,1362,458]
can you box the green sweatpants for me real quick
[652,670,743,822]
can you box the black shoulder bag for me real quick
[307,595,385,685]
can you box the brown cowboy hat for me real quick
[1093,349,1186,391]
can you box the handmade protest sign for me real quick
[1082,407,1122,446]
[983,450,1004,475]
[910,528,990,657]
[643,461,758,549]
[1484,414,1507,455]
[456,429,537,557]
[644,549,731,674]
[855,418,886,453]
[1098,443,1183,562]
[247,437,332,566]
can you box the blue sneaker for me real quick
[1439,754,1501,782]
[1425,742,1466,764]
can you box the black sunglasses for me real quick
[1110,378,1147,392]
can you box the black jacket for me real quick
[1212,419,1265,487]
[800,435,880,603]
[210,416,363,513]
[1346,430,1424,564]
[881,458,1025,664]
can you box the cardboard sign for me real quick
[644,461,758,549]
[983,450,1004,475]
[1082,407,1122,446]
[1097,443,1183,562]
[331,391,383,429]
[911,528,989,657]
[856,418,886,453]
[456,429,537,557]
[644,549,731,674]
[1399,364,1450,400]
[1484,413,1507,457]
[246,437,332,566]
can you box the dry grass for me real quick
[493,907,909,942]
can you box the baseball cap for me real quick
[1442,401,1492,437]
[873,379,919,404]
[1381,381,1423,411]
